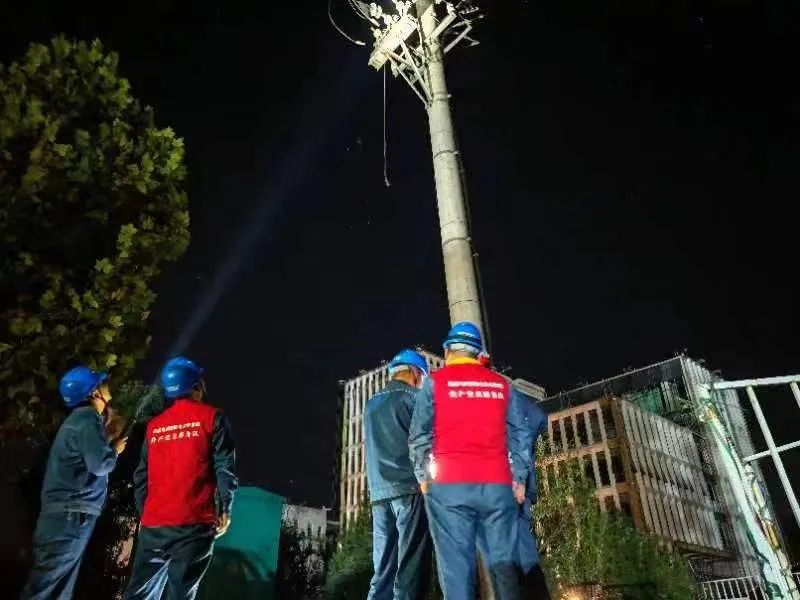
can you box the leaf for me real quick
[51,35,71,61]
[39,290,56,309]
[104,353,118,368]
[21,165,48,190]
[9,316,43,336]
[83,291,99,309]
[69,290,83,313]
[95,258,114,274]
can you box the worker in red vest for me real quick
[124,357,238,600]
[409,322,532,599]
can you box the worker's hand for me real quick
[215,512,231,538]
[420,481,431,495]
[104,408,127,442]
[113,437,128,455]
[512,481,526,505]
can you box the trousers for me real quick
[477,498,551,599]
[368,493,432,600]
[425,483,522,600]
[21,511,98,600]
[124,524,215,600]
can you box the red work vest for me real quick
[141,399,218,527]
[432,361,512,484]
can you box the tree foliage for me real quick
[278,521,335,599]
[322,505,440,600]
[534,454,695,600]
[111,379,164,423]
[324,508,374,600]
[0,36,189,442]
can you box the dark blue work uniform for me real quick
[364,380,432,600]
[477,396,550,597]
[22,407,119,599]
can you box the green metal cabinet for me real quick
[199,487,284,600]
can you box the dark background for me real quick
[2,0,799,539]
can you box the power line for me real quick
[328,0,367,46]
[383,65,391,187]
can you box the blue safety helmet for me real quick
[59,366,108,408]
[443,321,483,352]
[388,349,429,376]
[161,356,204,399]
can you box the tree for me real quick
[534,455,695,600]
[0,36,189,443]
[278,521,335,600]
[111,379,165,424]
[324,508,374,600]
[323,505,441,600]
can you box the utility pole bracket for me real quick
[367,0,483,105]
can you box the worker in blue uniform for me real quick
[410,322,533,600]
[477,386,551,598]
[22,366,127,600]
[365,349,432,600]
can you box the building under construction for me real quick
[336,353,779,582]
[542,355,772,579]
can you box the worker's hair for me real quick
[389,364,414,376]
[446,342,481,357]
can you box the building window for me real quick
[551,419,563,451]
[715,512,736,552]
[704,473,718,502]
[597,453,611,487]
[583,455,594,483]
[601,406,617,439]
[610,451,625,483]
[588,409,600,442]
[576,413,588,447]
[564,416,575,449]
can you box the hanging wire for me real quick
[383,65,391,187]
[328,0,367,46]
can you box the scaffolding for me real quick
[696,377,800,598]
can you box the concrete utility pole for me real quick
[360,0,485,332]
[419,6,482,331]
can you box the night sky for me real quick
[3,0,799,519]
